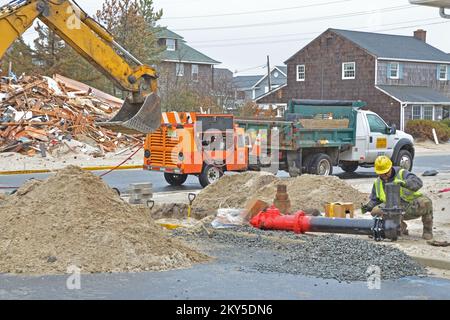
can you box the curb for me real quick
[0,165,143,176]
[412,255,450,271]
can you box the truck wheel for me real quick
[164,173,188,186]
[395,149,413,171]
[309,153,333,176]
[199,165,223,188]
[341,162,359,173]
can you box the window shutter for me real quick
[387,63,392,78]
[447,65,450,80]
[437,65,441,80]
[399,64,404,79]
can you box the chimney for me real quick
[414,29,427,42]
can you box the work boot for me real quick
[422,213,433,240]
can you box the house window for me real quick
[439,65,448,81]
[423,106,434,120]
[191,64,199,81]
[412,105,422,120]
[176,63,184,77]
[296,65,305,81]
[342,62,355,80]
[389,63,400,79]
[166,39,176,51]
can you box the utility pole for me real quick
[267,55,272,92]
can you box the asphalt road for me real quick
[1,154,449,193]
[1,243,450,300]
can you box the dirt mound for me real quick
[192,172,279,214]
[193,172,368,214]
[0,166,208,275]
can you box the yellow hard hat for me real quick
[375,156,393,175]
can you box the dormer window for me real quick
[166,39,176,51]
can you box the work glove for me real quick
[394,180,406,188]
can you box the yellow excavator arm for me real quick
[0,0,161,134]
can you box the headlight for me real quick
[144,150,151,158]
[178,152,184,161]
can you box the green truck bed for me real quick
[236,100,366,151]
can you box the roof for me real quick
[157,27,220,65]
[156,28,184,40]
[330,29,450,63]
[276,66,287,75]
[233,75,264,89]
[160,41,220,65]
[377,85,450,105]
[214,68,233,79]
[255,84,287,102]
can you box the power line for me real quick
[161,0,352,20]
[189,16,443,44]
[172,5,413,32]
[234,64,267,74]
[195,19,450,48]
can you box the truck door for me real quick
[365,113,395,162]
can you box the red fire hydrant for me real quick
[250,205,311,234]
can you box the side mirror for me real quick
[388,124,397,135]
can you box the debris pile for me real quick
[0,76,142,157]
[192,172,368,215]
[0,166,208,275]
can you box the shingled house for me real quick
[156,28,220,98]
[234,66,287,104]
[257,28,450,130]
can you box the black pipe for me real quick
[308,217,376,236]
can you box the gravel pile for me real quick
[175,227,425,282]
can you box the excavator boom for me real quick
[0,0,161,134]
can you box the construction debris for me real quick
[0,75,142,157]
[0,166,208,275]
[192,172,368,216]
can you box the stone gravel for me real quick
[174,227,426,282]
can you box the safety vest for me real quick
[374,169,422,203]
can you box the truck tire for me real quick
[340,162,359,173]
[164,173,188,186]
[199,165,223,188]
[309,153,333,176]
[395,149,413,171]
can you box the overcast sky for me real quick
[2,0,450,75]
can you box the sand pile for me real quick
[193,172,368,214]
[0,166,208,275]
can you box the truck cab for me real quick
[339,110,415,173]
[143,112,248,188]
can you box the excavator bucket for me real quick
[98,93,161,135]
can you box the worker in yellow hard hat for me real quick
[362,156,434,240]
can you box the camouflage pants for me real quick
[371,195,433,221]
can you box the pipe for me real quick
[250,205,396,241]
[307,217,376,236]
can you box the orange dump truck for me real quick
[143,112,249,187]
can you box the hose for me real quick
[99,144,143,178]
